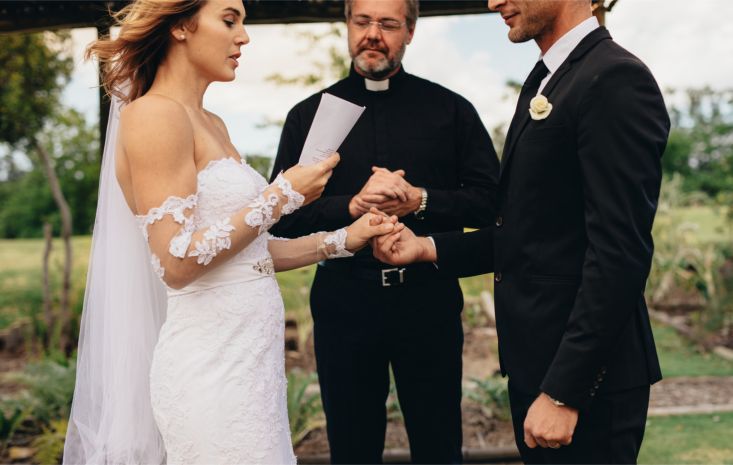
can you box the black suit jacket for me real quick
[433,28,669,410]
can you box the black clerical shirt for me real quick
[270,65,499,266]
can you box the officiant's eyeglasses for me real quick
[350,15,406,32]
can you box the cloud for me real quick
[607,0,733,90]
[404,16,517,132]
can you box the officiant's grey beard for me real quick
[351,40,408,80]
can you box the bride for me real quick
[63,0,399,463]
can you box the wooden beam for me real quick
[96,22,111,159]
[1,1,492,34]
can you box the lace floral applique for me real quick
[320,228,354,259]
[169,219,196,258]
[138,194,198,242]
[188,218,236,265]
[150,254,165,279]
[244,192,280,235]
[244,174,304,235]
[272,172,304,215]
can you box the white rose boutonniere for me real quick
[529,94,553,120]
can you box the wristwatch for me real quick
[547,394,565,407]
[414,188,428,220]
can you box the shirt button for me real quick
[495,272,503,283]
[495,216,504,227]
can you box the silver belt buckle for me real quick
[381,267,405,287]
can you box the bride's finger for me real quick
[368,214,384,226]
[369,207,390,218]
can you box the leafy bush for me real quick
[464,376,511,421]
[18,358,76,427]
[0,400,28,455]
[31,419,67,465]
[649,174,733,338]
[287,369,324,445]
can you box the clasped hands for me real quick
[349,166,423,218]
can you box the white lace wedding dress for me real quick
[139,158,303,464]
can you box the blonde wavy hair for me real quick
[86,0,206,103]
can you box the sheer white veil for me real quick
[63,93,168,464]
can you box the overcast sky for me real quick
[63,0,733,158]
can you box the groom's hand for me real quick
[523,393,578,450]
[370,208,437,266]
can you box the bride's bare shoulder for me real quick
[119,95,194,163]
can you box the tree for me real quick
[266,24,349,91]
[0,109,101,238]
[0,31,75,353]
[663,87,733,200]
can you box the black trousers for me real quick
[310,265,464,464]
[508,381,650,464]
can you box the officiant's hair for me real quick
[344,0,419,30]
[86,0,207,103]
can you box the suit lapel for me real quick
[500,27,613,178]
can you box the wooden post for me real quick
[97,22,111,159]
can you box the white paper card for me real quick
[298,93,365,166]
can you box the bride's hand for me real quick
[281,153,341,206]
[344,210,403,253]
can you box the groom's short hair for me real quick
[344,0,420,30]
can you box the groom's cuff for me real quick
[427,236,439,269]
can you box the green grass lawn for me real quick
[0,237,91,330]
[663,205,732,245]
[654,323,733,377]
[640,412,733,464]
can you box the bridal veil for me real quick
[63,94,167,464]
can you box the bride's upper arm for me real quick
[120,96,197,214]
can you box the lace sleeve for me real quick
[136,174,304,284]
[267,227,353,273]
[137,194,198,278]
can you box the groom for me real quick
[373,0,670,462]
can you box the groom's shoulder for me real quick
[577,36,655,83]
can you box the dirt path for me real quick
[649,376,733,415]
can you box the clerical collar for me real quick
[365,78,389,92]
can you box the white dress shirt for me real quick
[538,16,600,94]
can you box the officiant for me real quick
[270,0,499,462]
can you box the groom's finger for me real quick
[377,232,401,254]
[524,429,538,449]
